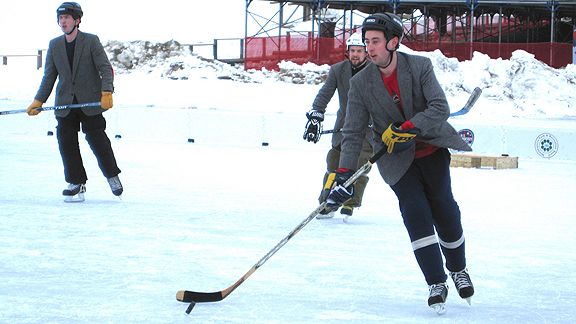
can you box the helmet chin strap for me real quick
[376,41,396,69]
[64,23,77,35]
[376,40,397,70]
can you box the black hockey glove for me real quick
[322,168,355,214]
[303,110,324,143]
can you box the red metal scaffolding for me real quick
[244,0,576,70]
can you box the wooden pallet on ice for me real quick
[450,154,518,169]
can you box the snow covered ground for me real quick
[1,41,576,323]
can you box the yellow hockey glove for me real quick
[381,122,419,154]
[26,99,43,116]
[101,91,113,110]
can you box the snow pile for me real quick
[276,61,330,84]
[410,48,576,117]
[104,40,575,119]
[104,40,256,82]
[104,40,329,84]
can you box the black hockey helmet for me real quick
[362,13,404,47]
[57,2,83,21]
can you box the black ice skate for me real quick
[107,175,123,197]
[63,183,86,203]
[450,268,474,305]
[340,205,354,223]
[340,205,353,216]
[316,210,335,219]
[428,282,448,315]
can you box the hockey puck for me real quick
[47,130,54,136]
[261,142,269,146]
[115,134,122,139]
[187,138,195,143]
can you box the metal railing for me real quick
[185,38,245,64]
[0,50,44,69]
[1,38,246,70]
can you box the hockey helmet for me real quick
[57,2,83,21]
[362,13,404,47]
[346,33,365,50]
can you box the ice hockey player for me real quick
[322,13,474,313]
[303,33,372,220]
[26,2,123,202]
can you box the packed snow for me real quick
[1,32,576,324]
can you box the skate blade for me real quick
[465,297,472,306]
[64,193,85,203]
[430,303,446,315]
[316,211,335,219]
[343,215,352,223]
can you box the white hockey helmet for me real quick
[346,33,365,50]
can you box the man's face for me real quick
[58,14,78,34]
[364,30,396,67]
[347,45,368,67]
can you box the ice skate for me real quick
[340,205,353,223]
[63,183,86,203]
[316,210,335,219]
[428,282,448,315]
[450,268,474,305]
[107,175,123,197]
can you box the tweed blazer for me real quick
[340,52,471,185]
[34,31,114,118]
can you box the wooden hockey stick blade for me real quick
[176,267,255,304]
[176,268,257,304]
[449,87,482,117]
[177,290,223,303]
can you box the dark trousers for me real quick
[56,109,121,184]
[390,149,466,285]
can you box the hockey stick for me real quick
[176,88,483,313]
[0,102,101,116]
[176,146,387,313]
[449,87,482,117]
[318,88,481,134]
[320,128,342,135]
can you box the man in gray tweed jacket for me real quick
[325,13,475,314]
[303,33,372,219]
[27,2,122,202]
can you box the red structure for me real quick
[244,0,576,70]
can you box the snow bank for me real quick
[104,40,576,119]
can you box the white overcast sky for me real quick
[0,0,276,52]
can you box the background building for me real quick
[244,0,576,69]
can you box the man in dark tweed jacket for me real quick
[27,2,122,202]
[303,33,372,220]
[325,13,475,313]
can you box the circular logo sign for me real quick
[458,129,475,146]
[534,133,559,158]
